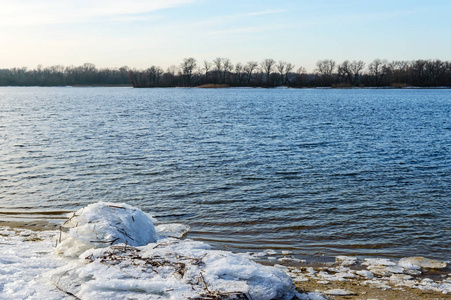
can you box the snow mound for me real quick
[49,238,296,300]
[49,202,296,299]
[55,202,157,257]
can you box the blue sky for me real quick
[0,0,450,72]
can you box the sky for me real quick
[0,0,450,72]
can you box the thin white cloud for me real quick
[192,9,287,27]
[240,9,287,17]
[0,0,194,26]
[206,24,287,36]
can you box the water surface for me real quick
[0,87,450,260]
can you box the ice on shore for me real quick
[155,223,190,238]
[1,201,450,299]
[0,227,69,299]
[323,289,356,295]
[398,257,448,269]
[285,255,451,296]
[335,256,358,266]
[49,238,295,300]
[51,202,296,299]
[55,202,158,257]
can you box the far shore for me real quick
[1,85,450,89]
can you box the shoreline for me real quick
[1,220,449,299]
[1,85,450,89]
[3,217,447,264]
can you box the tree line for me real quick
[1,58,450,88]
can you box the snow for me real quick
[49,239,295,299]
[1,202,451,299]
[0,202,297,300]
[55,202,158,257]
[0,227,69,299]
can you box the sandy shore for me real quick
[291,269,451,299]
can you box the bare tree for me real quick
[388,60,409,84]
[180,58,197,86]
[235,63,243,85]
[203,60,212,83]
[284,63,295,85]
[222,58,233,84]
[156,67,163,85]
[338,60,365,85]
[349,60,365,85]
[260,58,276,86]
[368,59,388,86]
[294,66,308,86]
[337,60,351,84]
[213,57,222,83]
[277,61,286,85]
[146,66,156,86]
[315,59,336,86]
[244,61,258,85]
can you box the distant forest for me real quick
[1,58,450,88]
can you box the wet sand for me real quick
[293,271,450,299]
[0,220,59,231]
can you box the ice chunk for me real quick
[362,258,396,266]
[323,289,356,295]
[279,257,293,263]
[367,265,399,276]
[55,202,157,257]
[335,256,358,266]
[251,251,268,258]
[264,249,277,255]
[50,238,296,300]
[398,257,447,269]
[293,275,309,282]
[356,270,374,279]
[390,274,413,282]
[155,223,190,238]
[296,292,327,300]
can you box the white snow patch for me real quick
[55,202,157,257]
[0,227,69,299]
[49,238,296,300]
[0,202,297,300]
